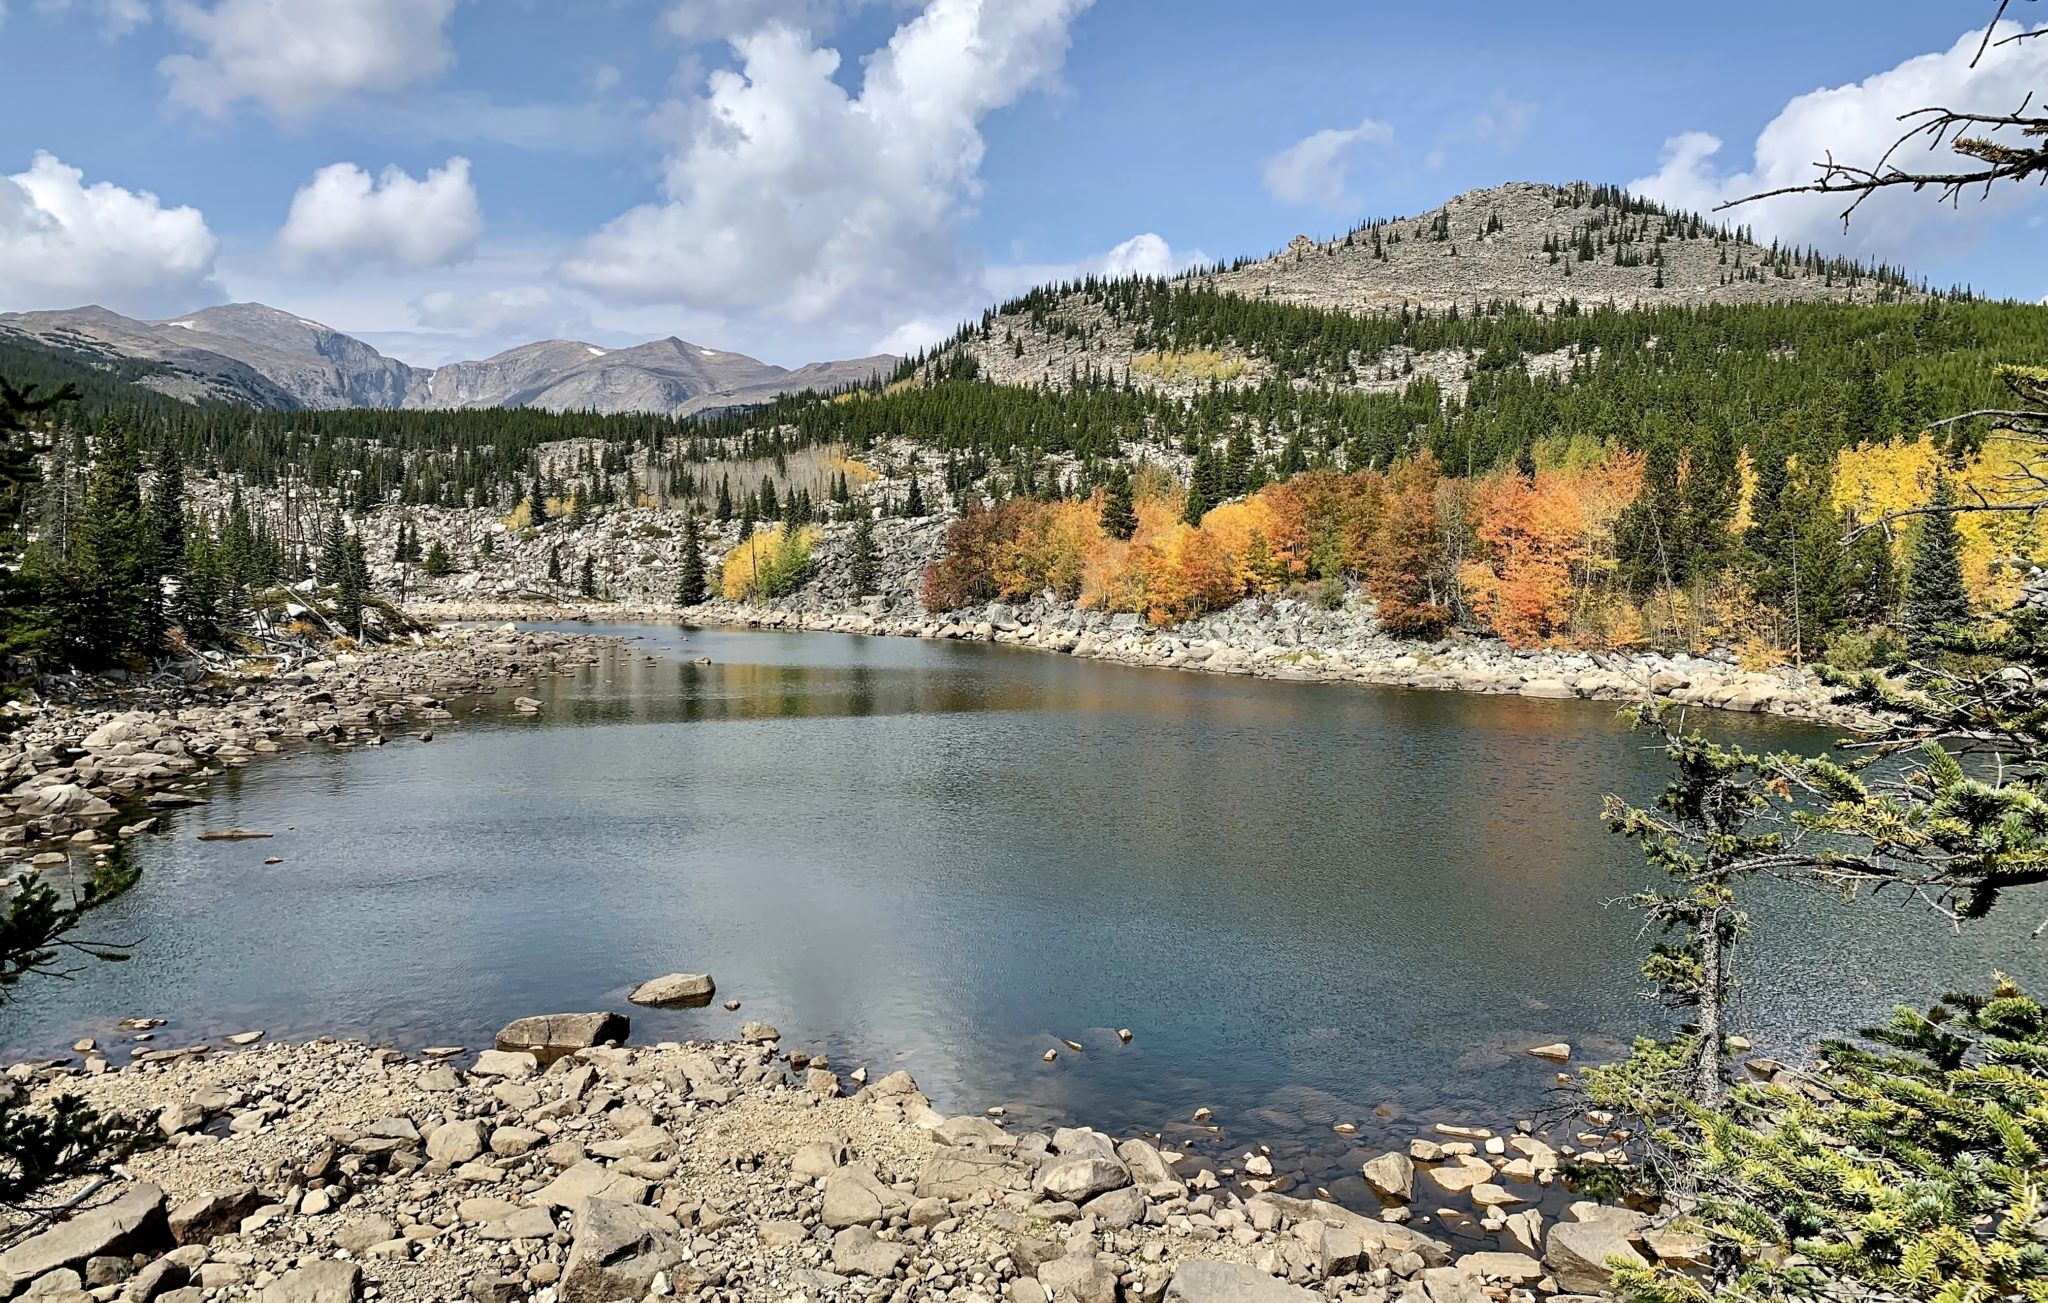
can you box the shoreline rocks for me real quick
[410,592,1872,731]
[0,626,617,871]
[0,1028,1695,1303]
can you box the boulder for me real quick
[1546,1218,1651,1294]
[821,1165,909,1228]
[167,1187,264,1245]
[0,1183,169,1285]
[1361,1151,1414,1201]
[493,1012,627,1063]
[470,1050,538,1080]
[254,1261,360,1303]
[829,1226,904,1278]
[1034,1153,1130,1203]
[1246,1193,1452,1268]
[1038,1252,1119,1303]
[559,1200,688,1303]
[627,973,715,1008]
[915,1150,1030,1201]
[1164,1260,1318,1302]
[536,1160,651,1209]
[426,1119,485,1165]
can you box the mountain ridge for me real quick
[0,301,897,419]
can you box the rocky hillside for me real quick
[1202,181,1922,316]
[949,181,1932,398]
[0,302,893,417]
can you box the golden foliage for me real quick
[1129,349,1249,384]
[1832,435,2048,607]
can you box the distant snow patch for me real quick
[587,346,607,356]
[166,320,197,329]
[700,349,717,357]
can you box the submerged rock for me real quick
[627,972,715,1007]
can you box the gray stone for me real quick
[167,1187,264,1245]
[830,1226,904,1278]
[821,1165,909,1228]
[627,973,715,1007]
[559,1199,687,1303]
[120,1255,189,1302]
[0,1183,169,1286]
[1080,1186,1148,1229]
[1164,1260,1318,1303]
[470,1050,537,1079]
[425,1119,486,1164]
[1038,1252,1119,1303]
[916,1150,1030,1201]
[255,1261,360,1303]
[1361,1150,1414,1201]
[494,1012,628,1062]
[535,1159,651,1209]
[1546,1218,1651,1294]
[1034,1153,1131,1203]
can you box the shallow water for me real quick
[6,625,2043,1208]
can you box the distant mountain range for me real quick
[0,302,896,417]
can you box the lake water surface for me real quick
[8,625,2043,1205]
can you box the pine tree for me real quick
[676,516,708,605]
[1902,471,1970,657]
[526,476,547,527]
[1100,463,1137,540]
[55,421,157,667]
[579,554,597,598]
[423,540,454,577]
[715,475,733,523]
[547,543,563,584]
[848,509,878,597]
[147,439,185,599]
[317,515,347,586]
[904,475,926,518]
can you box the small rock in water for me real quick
[740,1020,780,1044]
[627,972,715,1008]
[263,857,282,865]
[722,1000,740,1011]
[1527,1042,1573,1063]
[1060,1038,1083,1053]
[1116,1028,1133,1043]
[1042,1049,1058,1062]
[225,1031,264,1046]
[1191,1107,1212,1122]
[197,828,272,841]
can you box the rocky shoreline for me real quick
[1,627,617,869]
[0,1011,1680,1303]
[411,592,1870,732]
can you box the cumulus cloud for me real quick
[160,0,459,121]
[1630,20,2048,253]
[0,152,219,314]
[1261,117,1394,210]
[562,0,1094,331]
[1425,89,1534,170]
[278,157,482,270]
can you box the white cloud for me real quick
[664,0,852,42]
[0,152,219,314]
[160,0,458,121]
[412,286,564,338]
[1261,117,1394,210]
[1631,20,2048,253]
[1425,89,1534,170]
[277,158,482,271]
[563,0,1094,333]
[35,0,149,36]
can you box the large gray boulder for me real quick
[1245,1192,1452,1268]
[560,1199,688,1303]
[914,1150,1030,1201]
[1164,1260,1319,1302]
[167,1187,264,1245]
[1034,1153,1131,1203]
[494,1012,628,1063]
[820,1165,908,1228]
[1546,1218,1651,1294]
[0,1183,169,1287]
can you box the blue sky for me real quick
[1,0,2042,367]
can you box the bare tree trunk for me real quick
[1694,906,1726,1106]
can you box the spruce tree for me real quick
[547,544,563,584]
[904,475,926,518]
[1902,471,1970,657]
[56,421,156,667]
[579,554,597,598]
[848,509,878,597]
[423,540,453,577]
[147,439,185,597]
[677,516,708,605]
[715,475,733,523]
[527,475,547,527]
[1101,463,1137,540]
